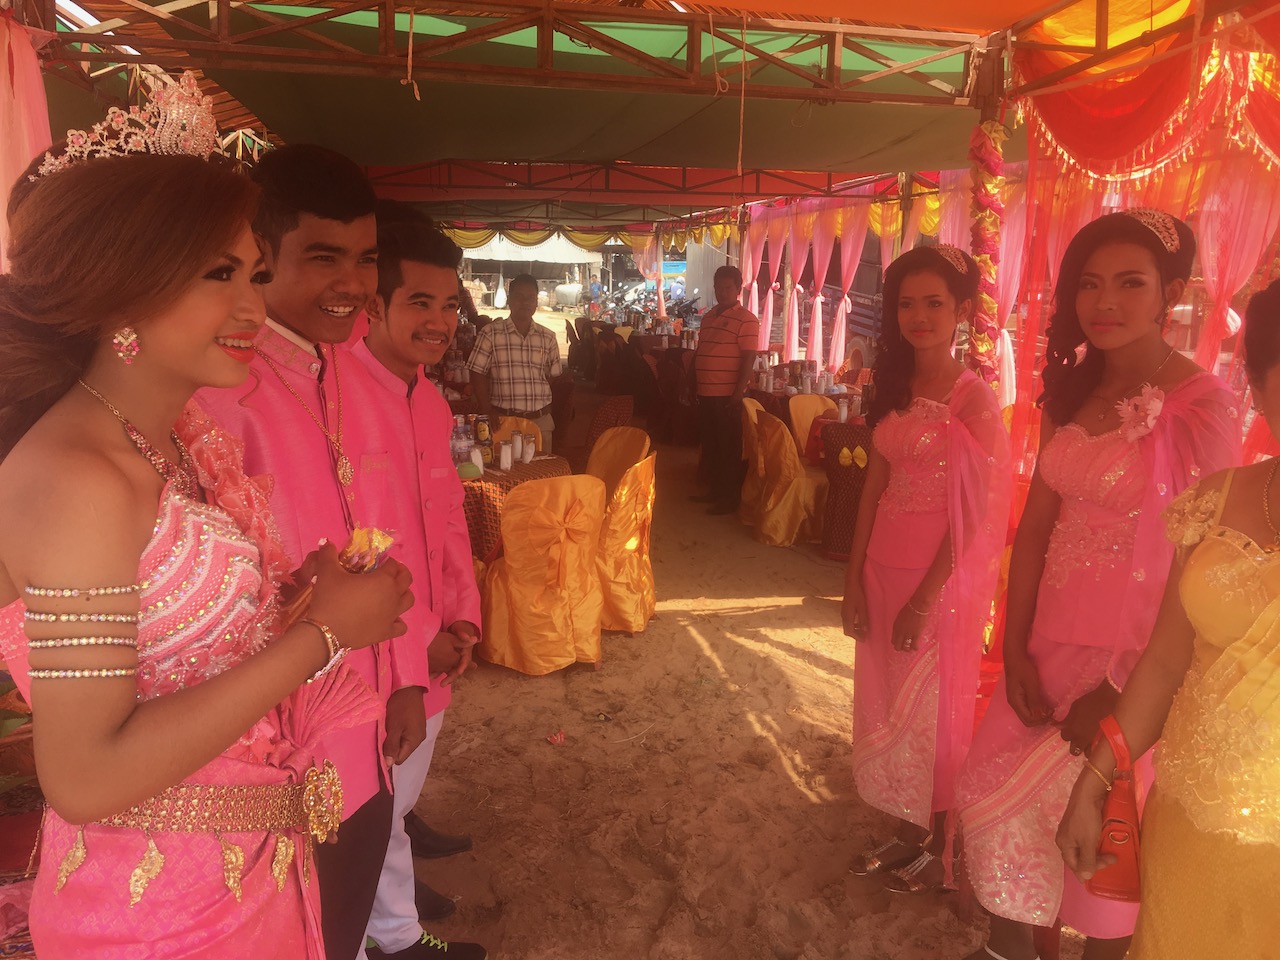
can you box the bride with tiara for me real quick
[0,74,413,958]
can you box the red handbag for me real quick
[1086,714,1141,902]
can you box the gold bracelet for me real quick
[1083,757,1113,792]
[299,618,347,684]
[907,597,932,616]
[30,667,137,680]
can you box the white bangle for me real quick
[300,617,347,683]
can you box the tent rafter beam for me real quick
[25,0,981,108]
[364,159,887,207]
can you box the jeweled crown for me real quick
[934,244,971,275]
[1121,208,1181,253]
[32,72,220,181]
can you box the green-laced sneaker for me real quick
[366,931,488,960]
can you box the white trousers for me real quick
[359,709,446,956]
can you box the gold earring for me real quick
[112,327,140,364]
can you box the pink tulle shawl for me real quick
[1106,372,1242,687]
[937,370,1013,795]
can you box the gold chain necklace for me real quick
[1088,348,1175,422]
[77,380,201,500]
[1263,458,1280,551]
[255,346,354,486]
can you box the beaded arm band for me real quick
[25,584,139,599]
[25,611,139,624]
[28,636,137,649]
[30,667,137,680]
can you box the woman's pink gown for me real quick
[854,369,1011,829]
[0,404,379,959]
[956,372,1241,938]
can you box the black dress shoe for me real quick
[415,881,456,921]
[405,813,473,859]
[367,931,488,960]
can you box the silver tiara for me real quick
[32,72,220,181]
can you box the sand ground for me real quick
[408,430,1040,960]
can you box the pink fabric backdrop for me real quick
[827,204,872,372]
[741,221,768,320]
[1,19,53,271]
[1194,152,1280,371]
[938,169,973,250]
[759,215,789,351]
[782,215,812,362]
[806,207,838,365]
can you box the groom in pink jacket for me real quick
[199,146,445,960]
[346,207,487,960]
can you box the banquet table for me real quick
[462,455,572,562]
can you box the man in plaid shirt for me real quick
[468,274,562,452]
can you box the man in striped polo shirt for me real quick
[691,265,760,515]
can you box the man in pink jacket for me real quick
[199,145,435,960]
[348,208,486,960]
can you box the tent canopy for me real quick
[26,0,1232,225]
[460,232,603,264]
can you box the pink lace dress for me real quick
[0,404,379,959]
[853,370,1010,830]
[956,373,1241,938]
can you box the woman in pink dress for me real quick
[0,79,412,958]
[842,245,1011,891]
[955,211,1242,960]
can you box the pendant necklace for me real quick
[78,380,201,500]
[256,346,355,486]
[1262,458,1280,552]
[1088,348,1175,422]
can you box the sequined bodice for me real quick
[0,485,278,701]
[1038,424,1144,589]
[874,398,950,516]
[1158,484,1280,846]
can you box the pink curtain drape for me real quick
[741,222,768,320]
[901,201,928,256]
[806,208,838,365]
[783,214,812,362]
[1,19,53,271]
[828,203,872,372]
[1194,153,1280,372]
[994,172,1029,411]
[759,215,789,351]
[938,169,972,250]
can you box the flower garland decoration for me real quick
[968,119,1008,388]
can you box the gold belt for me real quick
[97,760,343,843]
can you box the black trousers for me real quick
[697,395,745,509]
[315,783,394,960]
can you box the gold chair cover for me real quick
[477,475,605,675]
[585,426,652,500]
[787,394,838,454]
[491,416,543,451]
[598,453,657,634]
[739,397,765,525]
[753,411,827,547]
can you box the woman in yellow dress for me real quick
[1056,279,1280,958]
